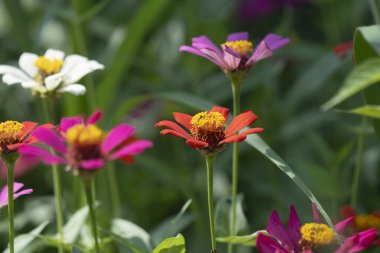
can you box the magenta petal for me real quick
[266,210,297,251]
[335,216,354,233]
[191,36,220,52]
[0,182,33,208]
[101,124,135,154]
[180,46,226,68]
[109,140,153,160]
[247,40,273,64]
[0,185,7,207]
[288,206,301,249]
[87,110,103,125]
[264,33,290,50]
[60,116,83,132]
[226,32,249,42]
[13,155,40,178]
[312,202,321,223]
[19,145,66,165]
[80,159,105,170]
[32,128,67,154]
[348,228,378,253]
[256,233,290,253]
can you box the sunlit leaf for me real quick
[152,234,185,253]
[58,205,89,243]
[344,105,380,119]
[216,231,266,247]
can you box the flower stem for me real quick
[350,118,366,208]
[369,0,380,24]
[107,163,121,218]
[205,154,217,252]
[4,155,16,253]
[229,81,241,253]
[42,98,65,253]
[83,177,100,253]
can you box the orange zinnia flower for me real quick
[155,106,263,154]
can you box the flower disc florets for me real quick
[223,40,253,56]
[35,56,64,76]
[355,214,380,231]
[300,223,335,249]
[190,112,226,152]
[0,121,24,152]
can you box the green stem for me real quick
[5,156,16,253]
[107,164,121,218]
[205,155,217,252]
[369,0,380,24]
[350,119,366,208]
[229,81,241,253]
[83,177,100,253]
[42,98,65,253]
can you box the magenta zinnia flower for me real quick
[0,182,33,208]
[19,110,153,174]
[180,32,289,74]
[256,205,377,253]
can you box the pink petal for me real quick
[80,159,105,170]
[312,202,321,223]
[101,124,135,154]
[109,140,153,160]
[87,110,103,125]
[19,145,66,165]
[335,216,354,233]
[32,128,67,154]
[60,116,83,133]
[226,32,249,42]
[0,182,33,208]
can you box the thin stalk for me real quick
[369,0,380,24]
[205,155,217,252]
[42,98,65,253]
[229,81,241,253]
[106,163,121,217]
[5,157,16,253]
[350,119,366,208]
[83,177,100,253]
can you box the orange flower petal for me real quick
[155,120,192,139]
[173,112,193,130]
[20,121,38,139]
[186,139,208,148]
[225,110,257,137]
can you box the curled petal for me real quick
[247,40,273,65]
[266,210,298,251]
[0,182,33,208]
[225,110,258,137]
[101,124,135,154]
[87,110,103,125]
[32,128,67,154]
[19,145,66,165]
[219,134,246,144]
[335,216,354,233]
[155,120,192,139]
[185,139,208,149]
[256,233,290,253]
[63,59,104,84]
[159,129,189,139]
[109,140,153,160]
[60,84,86,95]
[45,73,64,91]
[180,46,227,68]
[264,34,290,50]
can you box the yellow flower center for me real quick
[0,121,24,147]
[66,124,104,147]
[34,56,64,75]
[300,223,335,248]
[191,112,225,130]
[223,40,253,56]
[355,214,380,231]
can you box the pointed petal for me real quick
[185,139,208,148]
[266,210,297,251]
[159,129,188,139]
[155,120,192,139]
[226,32,249,42]
[256,233,290,253]
[312,202,321,223]
[109,140,152,160]
[31,128,67,154]
[101,124,135,154]
[210,106,229,121]
[225,110,258,137]
[288,206,302,248]
[220,127,264,144]
[87,110,102,125]
[263,34,290,50]
[335,216,354,233]
[173,112,192,130]
[19,52,38,77]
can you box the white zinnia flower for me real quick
[0,48,104,97]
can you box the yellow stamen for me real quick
[223,40,253,56]
[34,56,64,75]
[356,214,380,231]
[300,223,335,247]
[191,112,225,130]
[66,124,104,147]
[0,121,24,145]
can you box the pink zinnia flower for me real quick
[19,111,153,174]
[256,204,377,253]
[0,182,33,208]
[180,32,289,73]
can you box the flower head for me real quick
[0,182,33,208]
[155,106,263,154]
[180,32,289,75]
[340,205,380,232]
[0,49,104,97]
[19,110,153,175]
[256,204,377,253]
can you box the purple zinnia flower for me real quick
[0,182,33,208]
[180,32,289,74]
[19,110,153,175]
[257,204,377,253]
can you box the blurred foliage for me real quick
[0,0,379,252]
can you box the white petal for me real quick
[0,65,32,85]
[19,53,38,77]
[60,84,86,95]
[44,49,65,60]
[45,73,63,91]
[63,60,104,84]
[60,54,88,75]
[20,81,39,88]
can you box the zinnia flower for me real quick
[19,110,153,174]
[340,205,380,232]
[180,32,289,74]
[0,182,33,208]
[155,106,263,154]
[0,49,104,97]
[256,204,377,253]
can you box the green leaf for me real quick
[96,0,172,109]
[111,218,152,253]
[152,234,186,253]
[59,205,89,243]
[321,57,380,110]
[344,105,380,119]
[216,231,266,247]
[244,135,340,242]
[2,221,49,253]
[215,195,249,237]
